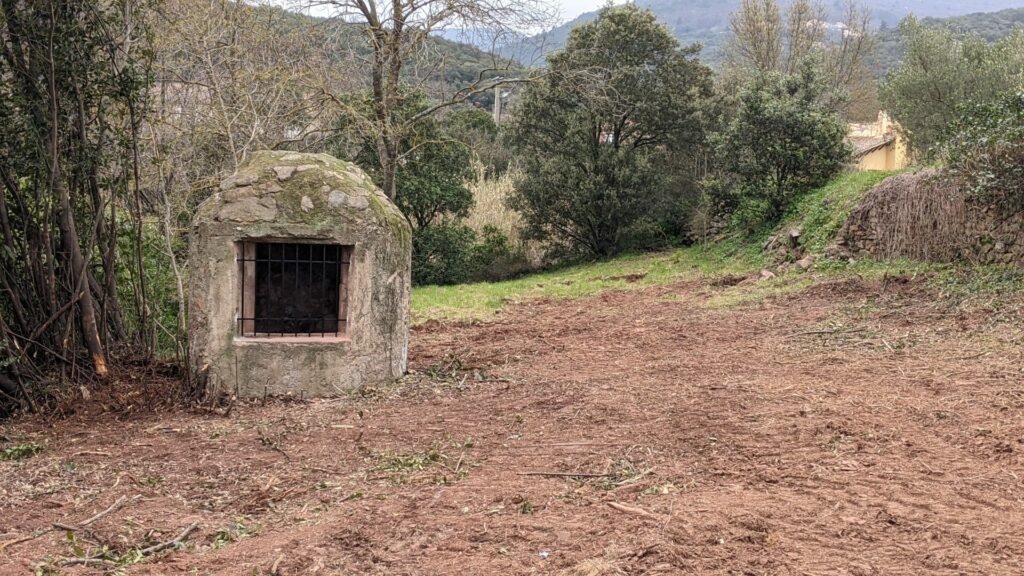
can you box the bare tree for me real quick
[825,0,876,111]
[725,0,876,115]
[784,0,826,74]
[296,0,552,199]
[727,0,785,75]
[140,0,349,364]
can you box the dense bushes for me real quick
[412,224,521,285]
[715,62,851,229]
[942,90,1024,211]
[1,0,159,397]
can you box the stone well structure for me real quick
[189,151,412,398]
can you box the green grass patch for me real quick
[412,237,767,323]
[413,170,1024,324]
[1,442,43,462]
[782,170,896,253]
[814,255,941,279]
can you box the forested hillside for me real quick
[247,3,519,92]
[509,0,1024,66]
[872,7,1024,74]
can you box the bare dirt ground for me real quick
[2,274,1024,575]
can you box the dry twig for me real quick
[0,494,140,551]
[61,521,200,567]
[518,471,613,478]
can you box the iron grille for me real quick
[237,242,351,337]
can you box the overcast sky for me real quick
[556,0,614,20]
[280,0,616,24]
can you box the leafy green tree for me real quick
[943,90,1024,211]
[339,92,475,229]
[508,4,713,257]
[880,17,1024,155]
[392,136,474,230]
[336,93,519,285]
[1,0,153,395]
[719,61,851,225]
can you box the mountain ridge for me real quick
[504,0,1024,66]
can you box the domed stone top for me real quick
[198,151,406,242]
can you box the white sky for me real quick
[555,0,615,20]
[274,0,619,27]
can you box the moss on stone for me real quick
[215,150,394,230]
[369,194,412,248]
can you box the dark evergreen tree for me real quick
[508,4,713,257]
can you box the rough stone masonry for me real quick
[189,151,412,398]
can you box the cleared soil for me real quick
[2,274,1024,575]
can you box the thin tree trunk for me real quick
[54,178,109,378]
[45,13,108,379]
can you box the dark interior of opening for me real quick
[242,242,343,336]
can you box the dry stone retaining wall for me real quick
[834,170,1024,267]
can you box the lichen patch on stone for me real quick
[347,195,369,210]
[222,186,258,202]
[220,173,259,191]
[274,166,296,181]
[328,190,349,209]
[217,196,278,222]
[208,150,408,232]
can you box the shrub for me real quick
[942,90,1024,212]
[412,223,478,286]
[470,225,527,282]
[411,224,519,286]
[718,61,851,228]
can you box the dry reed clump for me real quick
[841,169,969,262]
[464,163,544,266]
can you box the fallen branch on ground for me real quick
[518,471,613,478]
[607,502,661,519]
[0,494,140,551]
[137,521,200,556]
[786,328,868,338]
[61,521,200,567]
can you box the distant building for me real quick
[848,112,910,171]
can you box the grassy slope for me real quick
[780,170,896,253]
[412,238,766,323]
[412,171,1024,323]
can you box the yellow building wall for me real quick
[850,111,912,171]
[856,138,910,171]
[893,132,910,169]
[858,146,892,171]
